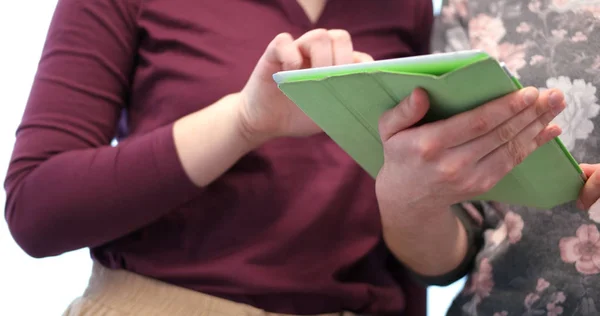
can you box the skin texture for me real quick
[577,164,600,210]
[173,27,567,277]
[376,87,564,276]
[296,0,327,23]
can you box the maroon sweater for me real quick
[5,0,433,314]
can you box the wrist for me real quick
[234,92,280,150]
[172,92,271,187]
[379,200,450,231]
[381,205,469,276]
[380,204,452,242]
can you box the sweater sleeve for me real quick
[414,0,434,55]
[4,0,202,258]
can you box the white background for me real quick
[0,1,463,315]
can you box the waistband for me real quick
[81,261,361,316]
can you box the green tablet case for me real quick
[273,50,584,209]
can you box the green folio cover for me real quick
[273,50,584,209]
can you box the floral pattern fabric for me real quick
[432,0,600,315]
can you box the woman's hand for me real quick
[376,87,565,218]
[173,29,371,187]
[375,87,565,276]
[577,164,600,210]
[238,29,373,142]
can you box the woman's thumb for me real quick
[378,88,430,141]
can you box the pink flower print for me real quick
[441,0,468,23]
[451,0,468,18]
[551,292,566,304]
[473,39,499,58]
[441,6,456,23]
[485,223,507,247]
[571,31,588,42]
[559,224,600,275]
[552,0,572,9]
[536,278,550,292]
[552,29,568,40]
[582,6,600,19]
[525,279,555,310]
[493,312,508,316]
[547,302,564,316]
[545,292,566,316]
[465,258,494,298]
[504,211,524,243]
[589,200,600,223]
[469,14,506,48]
[530,55,546,66]
[497,43,527,79]
[525,293,541,308]
[516,22,531,33]
[529,0,542,12]
[592,56,600,70]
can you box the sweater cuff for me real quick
[150,122,204,201]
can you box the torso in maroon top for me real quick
[5,0,432,314]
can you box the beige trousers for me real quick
[63,262,360,316]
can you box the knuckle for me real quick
[449,154,473,170]
[415,138,442,161]
[273,32,292,46]
[436,163,461,183]
[328,29,352,42]
[378,110,393,140]
[456,154,475,168]
[308,28,330,42]
[283,58,303,70]
[532,123,548,145]
[505,140,527,166]
[495,123,515,143]
[539,112,555,127]
[435,157,470,183]
[379,100,411,136]
[470,115,490,134]
[507,95,527,114]
[534,100,547,117]
[478,178,497,194]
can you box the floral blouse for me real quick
[432,0,600,315]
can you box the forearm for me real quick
[382,205,469,277]
[173,93,265,187]
[5,0,268,258]
[6,93,259,258]
[6,122,200,257]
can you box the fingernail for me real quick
[523,88,539,106]
[549,91,565,115]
